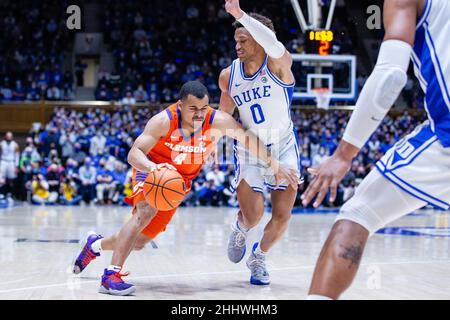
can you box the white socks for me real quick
[236,220,250,233]
[255,243,267,257]
[108,265,122,272]
[91,238,102,254]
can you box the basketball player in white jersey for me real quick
[0,132,20,196]
[219,0,301,285]
[302,0,450,299]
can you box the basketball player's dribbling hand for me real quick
[149,163,177,172]
[301,154,352,208]
[225,0,244,19]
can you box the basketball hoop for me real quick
[312,88,331,110]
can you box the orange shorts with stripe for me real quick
[124,170,191,239]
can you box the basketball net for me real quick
[313,88,331,110]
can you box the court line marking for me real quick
[1,259,450,294]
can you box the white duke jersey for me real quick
[228,55,295,146]
[412,0,450,147]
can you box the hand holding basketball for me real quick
[148,162,177,172]
[225,0,244,19]
[143,167,186,211]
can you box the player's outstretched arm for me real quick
[301,0,418,208]
[212,110,298,187]
[127,111,176,173]
[224,0,294,83]
[218,67,236,115]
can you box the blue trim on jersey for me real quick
[414,22,450,147]
[416,0,432,29]
[411,53,428,90]
[165,109,172,120]
[209,110,216,124]
[377,135,437,173]
[231,140,240,193]
[251,187,264,194]
[266,66,296,88]
[293,127,302,173]
[264,182,287,191]
[425,23,450,107]
[228,61,236,93]
[379,124,438,172]
[285,86,295,121]
[240,56,268,81]
[376,162,449,210]
[285,86,294,106]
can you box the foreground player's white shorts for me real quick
[0,160,17,180]
[231,129,302,193]
[375,121,450,210]
[336,121,450,235]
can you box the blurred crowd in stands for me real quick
[0,1,76,102]
[0,106,425,208]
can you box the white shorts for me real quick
[375,121,450,210]
[336,121,450,235]
[0,160,17,180]
[230,129,303,193]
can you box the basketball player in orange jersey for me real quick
[72,81,298,295]
[219,0,301,285]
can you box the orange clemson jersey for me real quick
[148,103,217,180]
[129,103,217,197]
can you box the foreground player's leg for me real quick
[99,200,157,295]
[73,206,176,276]
[246,185,297,285]
[308,170,426,299]
[228,180,265,263]
[72,230,152,274]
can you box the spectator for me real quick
[71,143,87,165]
[79,157,97,204]
[312,146,329,167]
[90,131,107,157]
[121,91,136,106]
[31,174,58,205]
[60,176,82,205]
[133,84,148,102]
[95,159,115,205]
[45,163,62,194]
[112,162,127,204]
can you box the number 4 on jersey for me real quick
[174,153,188,165]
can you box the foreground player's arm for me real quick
[225,0,294,84]
[127,111,176,173]
[212,110,298,186]
[218,67,236,115]
[301,0,417,207]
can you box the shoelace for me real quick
[234,231,246,247]
[110,271,130,283]
[250,255,268,277]
[81,247,97,266]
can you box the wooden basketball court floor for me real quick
[1,204,450,300]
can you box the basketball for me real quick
[142,168,186,211]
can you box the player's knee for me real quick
[135,202,157,225]
[133,243,146,251]
[241,209,264,226]
[271,210,291,225]
[337,198,380,236]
